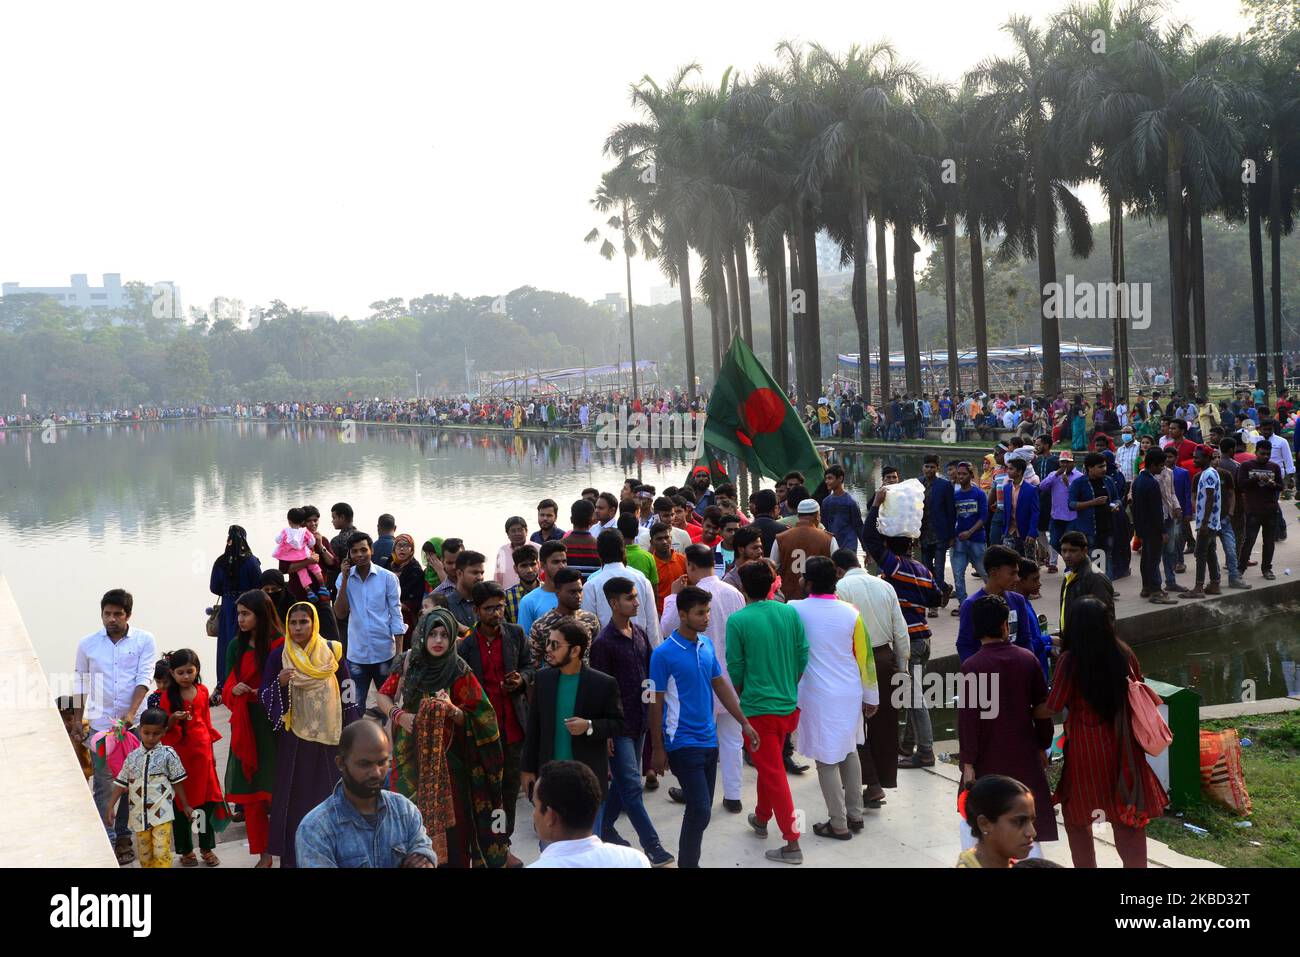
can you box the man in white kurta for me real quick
[789,566,879,837]
[660,545,748,809]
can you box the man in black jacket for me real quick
[1131,447,1177,605]
[1057,531,1116,651]
[457,582,535,841]
[522,617,624,805]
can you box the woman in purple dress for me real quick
[957,594,1058,849]
[261,601,360,867]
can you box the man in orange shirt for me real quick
[648,522,687,617]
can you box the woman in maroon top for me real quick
[1046,598,1168,867]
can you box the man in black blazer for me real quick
[522,617,624,802]
[458,582,536,840]
[1131,447,1177,605]
[1057,530,1117,652]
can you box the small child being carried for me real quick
[272,507,331,601]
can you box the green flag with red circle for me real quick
[700,338,824,486]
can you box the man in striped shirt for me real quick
[861,487,947,770]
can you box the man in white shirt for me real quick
[528,761,650,868]
[833,549,910,806]
[660,543,748,811]
[637,496,691,553]
[74,588,157,864]
[581,529,661,645]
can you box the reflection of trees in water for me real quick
[0,420,715,532]
[1137,617,1300,705]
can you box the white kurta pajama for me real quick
[790,594,880,831]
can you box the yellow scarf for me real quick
[282,602,344,745]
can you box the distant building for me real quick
[1,273,181,317]
[816,231,851,275]
[650,283,679,306]
[600,292,627,317]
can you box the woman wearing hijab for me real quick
[209,525,263,701]
[260,601,360,868]
[259,569,293,627]
[385,533,427,646]
[377,608,507,868]
[224,589,283,867]
[422,536,446,591]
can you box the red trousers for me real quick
[1063,822,1148,868]
[750,710,801,841]
[240,799,271,856]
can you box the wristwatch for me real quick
[584,719,594,736]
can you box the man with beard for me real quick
[689,466,717,517]
[296,721,436,867]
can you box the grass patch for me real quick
[1145,712,1300,868]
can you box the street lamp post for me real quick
[415,371,421,399]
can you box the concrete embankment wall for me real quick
[0,574,117,867]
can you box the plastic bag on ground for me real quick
[1199,729,1251,816]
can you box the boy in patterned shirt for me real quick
[104,708,192,868]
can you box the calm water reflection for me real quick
[0,419,915,668]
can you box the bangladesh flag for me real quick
[700,338,825,487]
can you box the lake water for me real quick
[0,419,919,671]
[3,419,1295,709]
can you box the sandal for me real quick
[180,852,199,867]
[114,837,135,866]
[201,850,221,867]
[813,821,852,841]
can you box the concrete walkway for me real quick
[154,704,1213,870]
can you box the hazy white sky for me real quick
[0,1,1251,321]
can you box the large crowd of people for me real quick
[63,377,1297,870]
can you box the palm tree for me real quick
[968,14,1094,396]
[1118,25,1253,395]
[606,66,703,396]
[588,169,656,399]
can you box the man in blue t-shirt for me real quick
[955,545,1050,679]
[648,585,757,869]
[950,462,989,608]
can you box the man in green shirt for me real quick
[619,515,660,588]
[725,561,810,864]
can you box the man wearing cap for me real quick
[1039,452,1081,555]
[771,499,834,601]
[689,467,716,517]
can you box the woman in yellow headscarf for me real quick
[259,601,360,867]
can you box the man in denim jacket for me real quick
[297,722,437,868]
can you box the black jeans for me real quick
[666,746,718,868]
[1240,509,1279,573]
[1139,528,1163,594]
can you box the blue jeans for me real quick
[1162,518,1180,587]
[1217,524,1241,581]
[949,538,987,602]
[1048,519,1072,554]
[92,758,130,844]
[348,659,391,710]
[596,734,663,854]
[988,511,1004,547]
[666,746,718,868]
[921,541,948,592]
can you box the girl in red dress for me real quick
[160,648,229,866]
[1046,599,1168,867]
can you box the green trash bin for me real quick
[1143,679,1200,810]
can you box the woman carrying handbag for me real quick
[1039,596,1169,867]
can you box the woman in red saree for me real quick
[222,589,283,867]
[1046,597,1168,868]
[160,648,230,866]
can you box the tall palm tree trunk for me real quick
[766,260,782,377]
[850,187,872,402]
[875,212,891,403]
[676,242,697,397]
[1248,190,1269,395]
[715,257,733,357]
[775,249,789,391]
[799,214,824,401]
[1033,149,1061,395]
[1165,145,1191,396]
[1188,182,1208,397]
[943,213,960,397]
[736,241,753,348]
[969,225,989,394]
[894,218,922,395]
[1269,139,1284,396]
[1109,195,1130,399]
[723,248,741,350]
[788,227,805,402]
[621,202,639,399]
